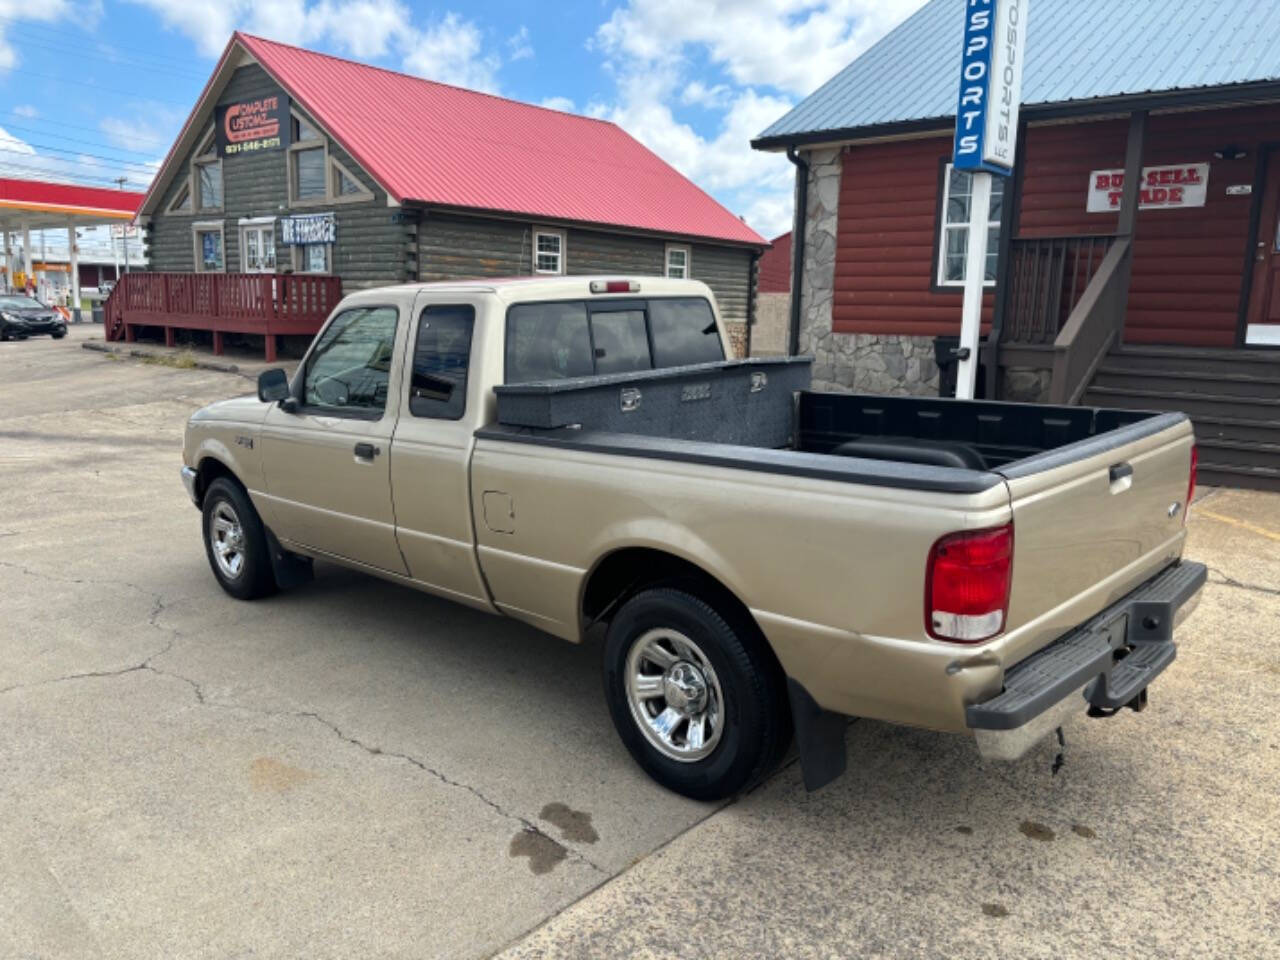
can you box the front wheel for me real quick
[201,477,277,600]
[51,330,67,339]
[603,587,790,801]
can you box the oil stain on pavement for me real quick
[509,828,568,875]
[539,802,599,844]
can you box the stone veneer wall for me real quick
[794,147,941,396]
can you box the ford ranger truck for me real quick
[180,277,1204,801]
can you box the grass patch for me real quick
[139,350,198,369]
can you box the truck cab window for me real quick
[648,298,723,367]
[302,305,399,413]
[506,301,593,382]
[589,308,652,374]
[410,304,474,419]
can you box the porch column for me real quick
[2,229,10,292]
[1112,111,1148,333]
[68,223,81,322]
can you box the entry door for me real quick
[1245,149,1280,345]
[259,303,408,574]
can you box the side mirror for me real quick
[258,368,291,403]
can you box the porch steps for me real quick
[1081,346,1280,492]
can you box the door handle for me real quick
[353,442,380,460]
[1109,461,1133,492]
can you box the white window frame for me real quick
[287,109,374,208]
[238,217,277,273]
[936,163,1003,288]
[192,220,226,273]
[664,243,691,279]
[191,127,223,213]
[533,227,566,275]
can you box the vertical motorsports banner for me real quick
[216,93,290,157]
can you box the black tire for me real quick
[201,477,277,600]
[51,330,67,339]
[603,587,791,801]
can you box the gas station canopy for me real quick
[0,176,143,230]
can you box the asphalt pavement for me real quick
[2,326,1276,959]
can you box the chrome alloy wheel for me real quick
[208,500,246,581]
[625,628,725,762]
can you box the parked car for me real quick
[179,277,1204,800]
[0,295,68,341]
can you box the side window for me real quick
[409,304,474,420]
[589,308,651,374]
[648,298,724,367]
[302,305,399,414]
[506,301,593,382]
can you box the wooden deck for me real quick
[104,272,341,362]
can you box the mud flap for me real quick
[787,677,848,791]
[265,528,314,590]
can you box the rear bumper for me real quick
[968,560,1206,759]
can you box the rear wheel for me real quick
[51,329,66,339]
[201,477,276,600]
[603,587,790,801]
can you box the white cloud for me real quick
[0,0,78,72]
[540,96,576,113]
[591,0,928,237]
[13,104,39,119]
[507,25,533,62]
[126,0,505,92]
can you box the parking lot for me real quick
[2,328,1278,959]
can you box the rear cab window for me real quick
[505,296,723,383]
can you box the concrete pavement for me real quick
[2,327,1277,959]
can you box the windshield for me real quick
[0,295,45,310]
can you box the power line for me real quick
[0,141,161,174]
[0,121,169,161]
[0,13,217,72]
[0,158,150,187]
[11,35,209,83]
[7,69,195,108]
[0,111,175,149]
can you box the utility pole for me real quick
[115,178,132,274]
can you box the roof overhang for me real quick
[752,80,1280,152]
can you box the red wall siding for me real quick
[833,136,992,337]
[831,103,1276,347]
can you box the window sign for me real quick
[199,230,223,271]
[216,93,289,157]
[306,244,327,273]
[1087,164,1210,212]
[281,213,337,245]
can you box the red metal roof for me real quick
[757,232,792,292]
[230,33,763,246]
[0,177,143,218]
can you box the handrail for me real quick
[1001,234,1117,344]
[1049,236,1132,404]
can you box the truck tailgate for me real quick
[996,412,1195,664]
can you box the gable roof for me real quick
[756,0,1280,148]
[141,33,764,247]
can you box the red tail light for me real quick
[589,280,640,294]
[1185,445,1197,524]
[925,524,1014,643]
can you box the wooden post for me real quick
[264,334,277,363]
[165,327,176,348]
[1111,111,1147,342]
[212,331,224,355]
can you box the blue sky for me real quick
[0,0,926,241]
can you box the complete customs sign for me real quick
[216,93,289,157]
[952,0,1027,175]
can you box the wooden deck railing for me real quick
[1048,236,1132,404]
[1000,235,1116,344]
[104,272,342,361]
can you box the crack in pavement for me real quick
[1207,567,1280,599]
[0,560,605,876]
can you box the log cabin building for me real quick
[754,0,1280,489]
[114,32,765,359]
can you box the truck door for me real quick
[387,297,492,607]
[259,302,408,575]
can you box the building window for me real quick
[240,219,276,273]
[168,182,191,213]
[193,222,225,272]
[533,229,564,274]
[293,244,330,273]
[665,244,691,278]
[293,147,326,201]
[333,160,370,199]
[937,164,1004,286]
[196,160,223,210]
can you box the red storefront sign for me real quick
[1087,163,1209,212]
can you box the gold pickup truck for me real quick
[180,277,1204,800]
